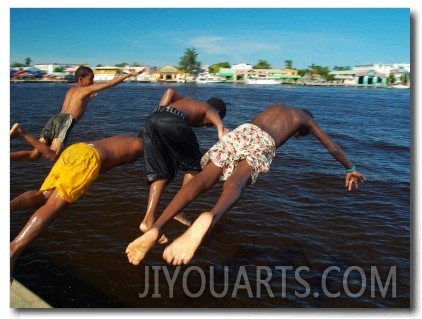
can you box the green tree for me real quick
[388,73,396,85]
[179,48,199,73]
[297,69,308,76]
[209,62,231,74]
[24,57,32,67]
[333,65,351,71]
[297,64,332,80]
[400,73,410,85]
[312,65,331,78]
[115,62,129,67]
[284,60,293,69]
[253,60,271,69]
[11,62,25,68]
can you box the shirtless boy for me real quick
[139,88,228,236]
[126,103,366,266]
[10,124,144,278]
[10,66,145,162]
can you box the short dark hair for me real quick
[75,66,94,79]
[207,97,226,119]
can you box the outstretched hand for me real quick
[345,170,366,191]
[132,67,146,76]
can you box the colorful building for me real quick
[329,63,410,87]
[218,67,301,83]
[153,65,186,82]
[93,66,122,82]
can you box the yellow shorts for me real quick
[40,143,101,203]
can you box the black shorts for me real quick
[143,110,202,184]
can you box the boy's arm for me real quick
[205,108,229,140]
[309,119,366,190]
[90,68,145,93]
[309,119,353,168]
[159,88,183,106]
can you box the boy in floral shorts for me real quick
[200,123,276,184]
[126,103,366,266]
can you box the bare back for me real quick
[89,135,143,173]
[157,88,226,138]
[252,104,312,148]
[170,98,212,127]
[60,86,93,121]
[61,72,136,121]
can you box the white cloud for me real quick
[188,35,282,56]
[188,36,226,54]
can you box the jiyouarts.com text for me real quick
[137,265,397,299]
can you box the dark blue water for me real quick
[10,82,410,308]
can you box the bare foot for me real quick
[126,229,160,265]
[10,123,24,139]
[173,212,191,226]
[140,218,168,245]
[163,212,213,265]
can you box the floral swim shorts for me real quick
[201,123,276,184]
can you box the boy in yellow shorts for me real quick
[10,123,144,279]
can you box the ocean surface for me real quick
[10,82,410,308]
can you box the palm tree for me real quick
[284,60,293,69]
[179,48,199,74]
[24,57,32,67]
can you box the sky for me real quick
[8,6,411,70]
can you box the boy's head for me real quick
[75,66,94,83]
[207,97,227,119]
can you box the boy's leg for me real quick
[10,124,51,161]
[10,190,51,212]
[126,163,222,265]
[10,149,42,161]
[140,179,167,233]
[172,170,200,227]
[10,189,69,276]
[50,138,65,158]
[163,160,253,265]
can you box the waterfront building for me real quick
[232,63,253,71]
[152,65,187,82]
[218,67,301,83]
[34,63,77,75]
[330,63,411,87]
[93,66,122,82]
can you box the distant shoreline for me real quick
[9,78,410,89]
[10,79,72,84]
